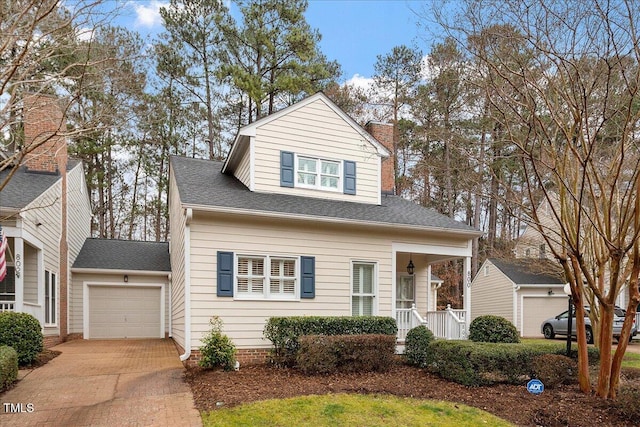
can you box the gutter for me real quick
[181,203,483,238]
[180,208,193,362]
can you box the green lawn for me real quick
[201,394,513,427]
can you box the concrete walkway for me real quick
[0,339,202,427]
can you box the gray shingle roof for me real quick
[73,238,171,272]
[490,258,565,285]
[0,160,82,210]
[170,156,479,234]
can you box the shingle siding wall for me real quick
[471,260,515,323]
[187,212,471,350]
[252,98,380,204]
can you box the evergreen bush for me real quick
[469,315,520,343]
[199,317,236,371]
[0,312,43,365]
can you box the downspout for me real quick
[168,273,172,337]
[180,208,193,362]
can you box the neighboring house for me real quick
[471,258,567,337]
[0,94,92,347]
[168,92,481,365]
[69,239,171,340]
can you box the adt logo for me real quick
[527,379,544,395]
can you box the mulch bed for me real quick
[185,361,635,427]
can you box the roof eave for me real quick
[71,267,171,276]
[182,202,482,238]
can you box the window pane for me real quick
[297,172,316,185]
[321,161,339,175]
[362,264,373,293]
[320,176,338,189]
[298,158,317,172]
[45,272,50,323]
[251,258,264,275]
[238,258,249,275]
[352,296,374,316]
[51,273,56,324]
[238,278,249,293]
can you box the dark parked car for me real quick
[541,306,637,344]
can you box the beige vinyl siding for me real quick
[235,145,251,189]
[168,169,186,348]
[471,260,515,323]
[187,212,470,350]
[253,98,380,204]
[23,180,61,275]
[22,244,38,303]
[67,164,92,263]
[69,273,169,335]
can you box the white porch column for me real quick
[426,264,433,311]
[14,237,24,312]
[463,256,472,334]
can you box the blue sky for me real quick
[123,0,433,83]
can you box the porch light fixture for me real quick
[124,275,128,283]
[406,255,415,275]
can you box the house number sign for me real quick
[15,254,21,278]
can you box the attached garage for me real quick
[521,295,568,337]
[71,239,171,340]
[87,285,164,339]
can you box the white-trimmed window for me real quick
[296,156,341,191]
[45,270,57,326]
[352,262,376,316]
[236,255,297,299]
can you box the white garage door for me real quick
[522,296,568,337]
[88,286,161,339]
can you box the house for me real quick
[1,92,480,364]
[470,258,567,337]
[168,92,481,365]
[0,94,92,347]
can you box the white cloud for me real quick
[345,74,374,91]
[131,1,168,28]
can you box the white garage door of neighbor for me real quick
[88,285,162,339]
[522,296,568,337]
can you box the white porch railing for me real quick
[424,304,467,340]
[0,301,15,312]
[396,304,467,341]
[396,304,428,341]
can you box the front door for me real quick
[396,275,415,309]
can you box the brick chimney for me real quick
[23,93,68,174]
[22,93,70,343]
[365,122,395,194]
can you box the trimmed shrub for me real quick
[199,317,236,371]
[0,312,43,365]
[263,316,397,366]
[529,354,577,387]
[404,326,435,368]
[427,340,597,387]
[296,334,396,374]
[0,346,18,392]
[469,315,520,343]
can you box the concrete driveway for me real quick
[0,339,202,427]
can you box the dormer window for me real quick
[297,156,340,191]
[280,151,356,195]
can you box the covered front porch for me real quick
[0,227,48,327]
[392,242,472,341]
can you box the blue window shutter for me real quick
[343,160,356,195]
[300,256,315,299]
[217,251,234,297]
[281,151,295,187]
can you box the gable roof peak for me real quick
[222,92,389,174]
